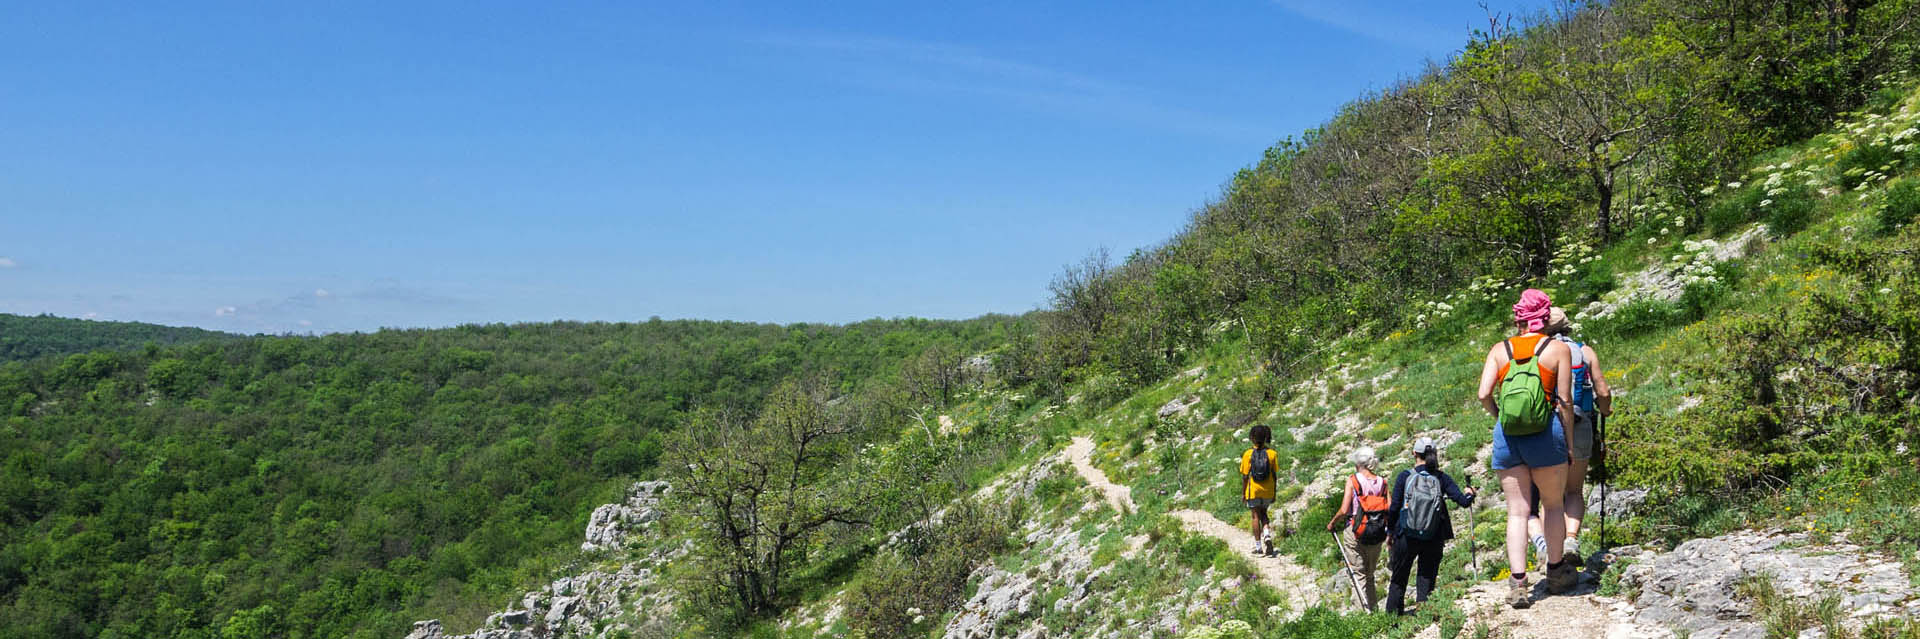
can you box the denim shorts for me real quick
[1490,414,1568,470]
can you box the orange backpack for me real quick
[1351,474,1391,545]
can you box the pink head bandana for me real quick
[1512,288,1552,333]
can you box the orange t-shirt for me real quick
[1497,334,1557,395]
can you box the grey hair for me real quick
[1349,446,1378,471]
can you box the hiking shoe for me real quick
[1546,561,1579,594]
[1507,579,1532,609]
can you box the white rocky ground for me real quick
[1450,529,1920,639]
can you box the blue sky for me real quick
[0,1,1547,334]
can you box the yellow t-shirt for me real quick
[1240,447,1280,500]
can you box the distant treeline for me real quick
[0,313,239,363]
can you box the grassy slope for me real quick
[761,82,1920,639]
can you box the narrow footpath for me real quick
[1066,437,1323,616]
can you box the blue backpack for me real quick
[1557,335,1596,415]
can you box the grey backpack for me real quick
[1399,468,1447,540]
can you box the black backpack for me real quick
[1248,447,1273,482]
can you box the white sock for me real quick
[1564,537,1580,557]
[1530,535,1548,558]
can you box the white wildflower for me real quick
[1647,237,1658,245]
[1700,185,1718,196]
[1881,288,1894,295]
[1760,199,1773,207]
[1727,181,1743,189]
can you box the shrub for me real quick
[1558,260,1617,306]
[844,499,1014,638]
[1760,185,1818,236]
[1877,178,1920,235]
[1706,185,1764,235]
[1593,299,1682,340]
[1836,143,1902,189]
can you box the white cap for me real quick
[1412,436,1438,455]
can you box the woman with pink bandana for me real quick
[1475,288,1579,608]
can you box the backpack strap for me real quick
[1556,335,1585,369]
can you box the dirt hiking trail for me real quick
[1067,437,1323,615]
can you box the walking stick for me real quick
[1330,530,1366,610]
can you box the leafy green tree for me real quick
[661,377,876,622]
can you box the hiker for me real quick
[1525,307,1615,566]
[1383,437,1476,616]
[1476,288,1580,608]
[1326,446,1387,610]
[1240,424,1280,557]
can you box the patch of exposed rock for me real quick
[581,481,669,552]
[941,526,1100,639]
[1580,226,1766,321]
[1158,395,1202,418]
[1617,530,1919,638]
[1458,528,1919,639]
[405,481,680,639]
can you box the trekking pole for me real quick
[1597,412,1608,554]
[1330,530,1366,610]
[1467,482,1481,581]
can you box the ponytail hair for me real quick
[1419,448,1439,468]
[1249,424,1272,448]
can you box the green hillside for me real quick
[762,80,1920,639]
[0,314,240,363]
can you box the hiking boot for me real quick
[1546,561,1579,594]
[1507,578,1533,609]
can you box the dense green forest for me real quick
[0,314,239,363]
[0,317,1015,638]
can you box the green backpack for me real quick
[1498,337,1554,436]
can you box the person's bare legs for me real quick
[1499,467,1533,576]
[1531,465,1568,565]
[1249,506,1269,550]
[1563,458,1588,540]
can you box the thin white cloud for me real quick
[214,306,237,317]
[752,33,1270,142]
[1270,1,1474,55]
[0,257,16,268]
[314,288,331,298]
[298,319,313,327]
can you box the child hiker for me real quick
[1241,424,1280,557]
